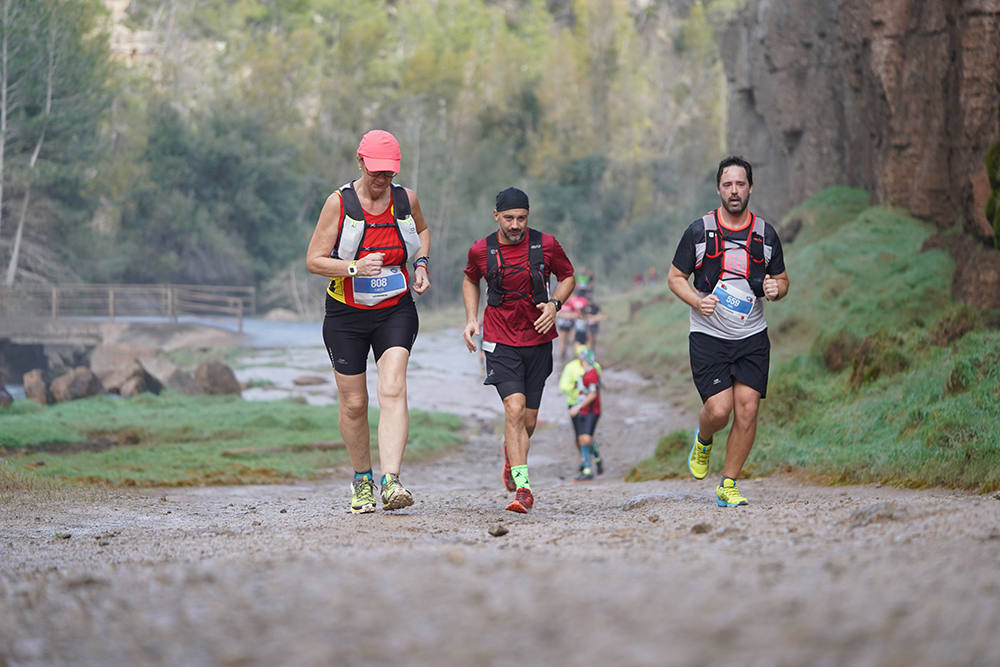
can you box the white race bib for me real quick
[481,340,497,353]
[351,266,407,306]
[712,281,755,325]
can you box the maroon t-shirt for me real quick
[464,229,574,347]
[578,367,601,415]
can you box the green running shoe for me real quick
[688,428,712,480]
[380,473,414,511]
[716,478,749,507]
[350,477,376,514]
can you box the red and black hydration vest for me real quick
[485,228,549,307]
[694,210,767,297]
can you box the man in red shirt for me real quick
[463,187,576,513]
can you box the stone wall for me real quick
[722,0,1000,242]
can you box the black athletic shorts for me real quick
[573,320,589,344]
[483,341,553,410]
[572,412,600,437]
[689,329,770,402]
[323,292,418,375]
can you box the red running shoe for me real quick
[502,444,516,492]
[505,488,534,513]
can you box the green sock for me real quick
[511,464,531,490]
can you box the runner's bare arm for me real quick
[534,274,576,334]
[407,188,432,294]
[305,193,384,277]
[667,264,718,316]
[462,275,482,352]
[763,272,789,301]
[569,388,598,416]
[305,193,350,278]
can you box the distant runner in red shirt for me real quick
[560,344,603,482]
[463,187,576,513]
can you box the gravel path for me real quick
[2,328,999,666]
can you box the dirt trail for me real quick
[2,327,999,666]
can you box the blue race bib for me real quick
[712,281,755,324]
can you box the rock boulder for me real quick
[164,368,204,396]
[23,369,51,405]
[194,360,241,396]
[49,366,104,403]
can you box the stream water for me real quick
[234,321,512,421]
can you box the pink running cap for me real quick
[357,129,401,173]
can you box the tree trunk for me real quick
[4,178,27,285]
[0,0,10,241]
[5,5,55,285]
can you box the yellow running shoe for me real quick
[688,428,712,479]
[350,477,376,514]
[380,473,414,511]
[716,478,749,507]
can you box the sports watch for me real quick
[549,298,562,311]
[347,260,358,276]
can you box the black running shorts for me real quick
[323,292,418,375]
[571,412,600,437]
[484,341,553,410]
[689,330,770,402]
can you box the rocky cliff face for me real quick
[722,0,1000,244]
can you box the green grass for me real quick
[0,392,463,489]
[619,187,1000,493]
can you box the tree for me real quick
[114,99,311,285]
[0,0,113,285]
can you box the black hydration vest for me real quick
[485,228,548,307]
[695,211,767,297]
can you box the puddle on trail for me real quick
[236,327,506,420]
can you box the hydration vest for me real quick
[331,181,421,263]
[485,228,549,307]
[694,210,767,297]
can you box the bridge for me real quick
[0,283,256,346]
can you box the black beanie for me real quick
[495,187,530,212]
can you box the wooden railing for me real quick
[0,284,256,332]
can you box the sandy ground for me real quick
[2,327,1000,666]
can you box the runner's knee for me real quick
[377,374,406,403]
[733,398,759,425]
[705,394,732,419]
[503,395,527,422]
[339,392,369,420]
[524,411,539,435]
